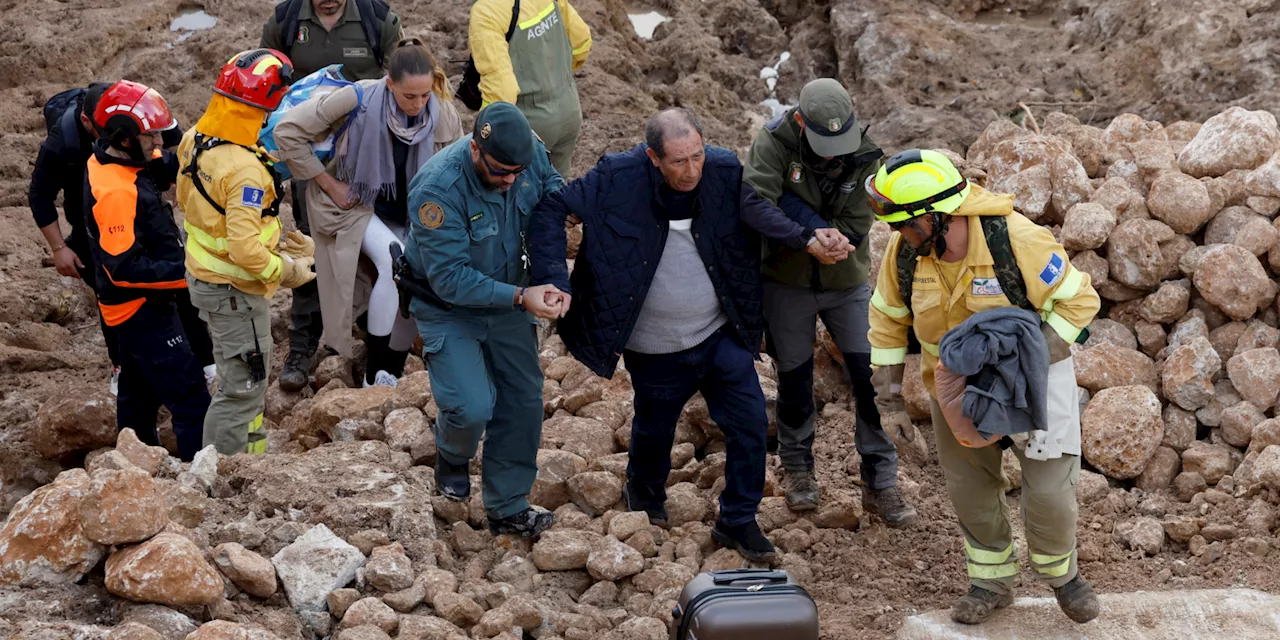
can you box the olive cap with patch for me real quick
[798,78,861,158]
[474,101,534,167]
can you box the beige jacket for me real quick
[275,79,463,357]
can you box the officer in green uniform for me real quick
[470,0,593,177]
[405,102,566,538]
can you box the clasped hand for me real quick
[522,284,572,320]
[807,228,853,265]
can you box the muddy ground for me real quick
[4,0,1280,637]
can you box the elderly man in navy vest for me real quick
[529,108,851,562]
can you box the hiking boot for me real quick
[488,508,555,538]
[624,480,668,527]
[783,470,820,511]
[862,486,919,528]
[711,519,777,563]
[434,455,471,501]
[951,585,1014,625]
[278,349,313,392]
[1054,575,1100,623]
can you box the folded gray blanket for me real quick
[938,307,1049,437]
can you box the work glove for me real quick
[279,256,317,289]
[1040,321,1073,364]
[870,363,907,415]
[880,410,917,445]
[280,230,315,259]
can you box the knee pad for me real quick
[776,357,815,421]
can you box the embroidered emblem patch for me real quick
[419,202,445,229]
[297,25,309,44]
[480,122,492,139]
[828,118,842,132]
[789,162,804,183]
[241,186,265,209]
[1039,252,1065,287]
[342,47,369,58]
[971,277,1003,296]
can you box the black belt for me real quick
[390,243,452,315]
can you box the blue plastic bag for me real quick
[259,64,364,181]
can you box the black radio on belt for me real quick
[247,318,266,383]
[389,242,452,317]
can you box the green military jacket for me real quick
[744,107,885,292]
[260,0,404,80]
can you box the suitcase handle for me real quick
[711,569,790,585]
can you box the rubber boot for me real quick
[1054,575,1100,623]
[951,585,1014,624]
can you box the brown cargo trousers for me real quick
[930,399,1080,595]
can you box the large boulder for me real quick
[0,469,105,586]
[1192,244,1272,320]
[30,390,117,459]
[1178,107,1280,178]
[1081,386,1164,479]
[529,449,588,511]
[1146,172,1215,234]
[309,388,396,441]
[79,468,169,546]
[1060,203,1116,251]
[1106,219,1175,291]
[531,530,600,571]
[586,535,645,581]
[105,533,224,607]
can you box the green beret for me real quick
[474,102,534,167]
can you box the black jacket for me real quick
[530,143,825,378]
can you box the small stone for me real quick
[213,543,277,598]
[383,408,426,453]
[1251,446,1280,492]
[607,510,651,541]
[1076,470,1110,503]
[31,390,117,459]
[1114,517,1165,556]
[1074,344,1159,393]
[530,449,588,511]
[116,428,169,476]
[566,471,623,517]
[339,598,398,633]
[105,533,223,606]
[1081,386,1165,479]
[1147,172,1216,233]
[347,530,392,557]
[578,581,618,606]
[1160,336,1221,410]
[1173,471,1208,502]
[587,535,645,581]
[626,529,658,557]
[1084,319,1138,351]
[80,468,168,545]
[107,622,165,640]
[1106,219,1172,290]
[1061,202,1116,250]
[271,524,366,612]
[1140,282,1191,325]
[531,530,599,571]
[701,548,748,573]
[1163,517,1201,543]
[1245,500,1276,534]
[364,543,414,593]
[1221,401,1265,449]
[335,627,392,640]
[664,483,710,527]
[1201,523,1238,542]
[1227,348,1280,410]
[813,491,863,530]
[419,568,458,606]
[329,588,362,618]
[1161,405,1197,452]
[397,615,468,640]
[1135,320,1168,358]
[433,592,485,629]
[1182,442,1235,485]
[179,446,219,495]
[1135,447,1181,492]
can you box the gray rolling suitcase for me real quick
[671,568,819,639]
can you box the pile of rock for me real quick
[867,105,1280,556]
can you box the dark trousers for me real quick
[68,232,120,368]
[174,288,215,370]
[114,298,212,461]
[624,327,767,527]
[288,184,323,355]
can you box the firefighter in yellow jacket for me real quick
[866,150,1101,625]
[177,49,317,456]
[470,0,592,177]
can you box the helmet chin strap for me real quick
[913,209,951,259]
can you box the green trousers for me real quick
[188,278,271,456]
[931,399,1080,594]
[524,103,582,179]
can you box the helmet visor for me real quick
[866,174,968,224]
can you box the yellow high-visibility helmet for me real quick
[866,149,970,225]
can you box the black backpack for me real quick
[274,0,392,69]
[42,88,88,159]
[896,216,1032,314]
[456,0,520,111]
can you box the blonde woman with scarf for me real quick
[276,38,463,387]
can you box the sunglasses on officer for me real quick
[479,149,526,178]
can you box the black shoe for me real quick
[624,480,668,527]
[434,455,471,501]
[488,508,554,538]
[951,585,1014,624]
[711,520,776,563]
[278,349,313,392]
[1054,575,1100,623]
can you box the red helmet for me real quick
[214,49,294,111]
[94,80,176,143]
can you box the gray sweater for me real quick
[626,218,727,354]
[937,307,1050,437]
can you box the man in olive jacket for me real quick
[743,78,916,526]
